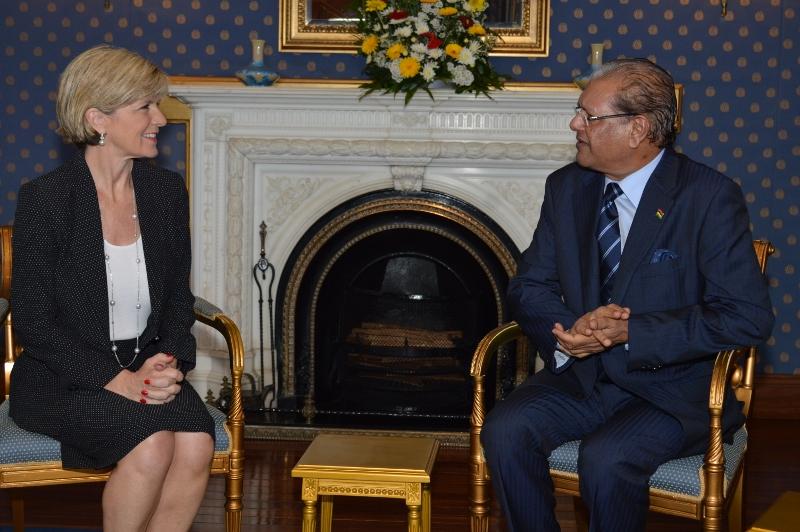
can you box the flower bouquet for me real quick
[356,0,505,104]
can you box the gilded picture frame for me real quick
[279,0,550,57]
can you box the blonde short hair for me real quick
[56,45,169,146]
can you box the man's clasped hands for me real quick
[553,304,631,358]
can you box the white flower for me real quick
[415,20,430,34]
[373,24,381,32]
[427,48,444,59]
[458,48,475,66]
[447,63,475,86]
[422,63,437,81]
[411,43,428,55]
[388,60,404,82]
[468,40,482,54]
[430,18,441,30]
[394,25,412,37]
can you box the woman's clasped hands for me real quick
[104,353,184,404]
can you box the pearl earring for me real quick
[99,132,106,146]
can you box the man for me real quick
[481,58,773,531]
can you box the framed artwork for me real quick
[279,0,550,57]
[159,95,192,191]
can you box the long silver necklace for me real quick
[105,192,142,369]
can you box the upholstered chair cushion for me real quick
[0,400,230,465]
[548,425,747,499]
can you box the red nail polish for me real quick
[139,398,147,404]
[144,379,151,385]
[141,389,148,396]
[165,353,174,358]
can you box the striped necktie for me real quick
[597,182,624,304]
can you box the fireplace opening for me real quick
[275,189,523,430]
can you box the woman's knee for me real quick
[119,431,176,476]
[174,432,214,472]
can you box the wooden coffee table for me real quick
[291,434,439,532]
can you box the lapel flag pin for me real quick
[656,208,665,220]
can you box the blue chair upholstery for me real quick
[547,425,748,500]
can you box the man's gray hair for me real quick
[590,58,677,148]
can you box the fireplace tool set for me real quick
[246,221,277,411]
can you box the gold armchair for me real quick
[469,239,773,532]
[0,225,245,532]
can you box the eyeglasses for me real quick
[574,106,638,127]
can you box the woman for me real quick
[9,45,214,531]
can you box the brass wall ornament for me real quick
[279,0,550,57]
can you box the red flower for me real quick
[458,16,474,29]
[389,10,409,20]
[420,31,443,49]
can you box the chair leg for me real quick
[469,450,490,532]
[225,468,244,532]
[11,489,24,532]
[573,496,589,532]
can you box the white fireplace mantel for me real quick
[168,83,580,397]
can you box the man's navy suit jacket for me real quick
[508,148,774,443]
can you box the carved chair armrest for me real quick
[469,321,524,431]
[704,347,748,472]
[193,297,245,452]
[469,321,525,524]
[470,321,524,378]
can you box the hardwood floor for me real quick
[1,418,798,531]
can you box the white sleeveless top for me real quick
[104,237,152,340]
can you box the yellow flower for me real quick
[438,7,458,16]
[361,34,379,54]
[399,57,421,78]
[386,43,407,60]
[365,0,386,11]
[467,24,486,36]
[445,43,462,59]
[467,0,487,11]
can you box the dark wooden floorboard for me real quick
[1,418,798,530]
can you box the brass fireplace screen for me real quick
[277,192,527,427]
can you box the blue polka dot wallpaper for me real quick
[1,0,798,374]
